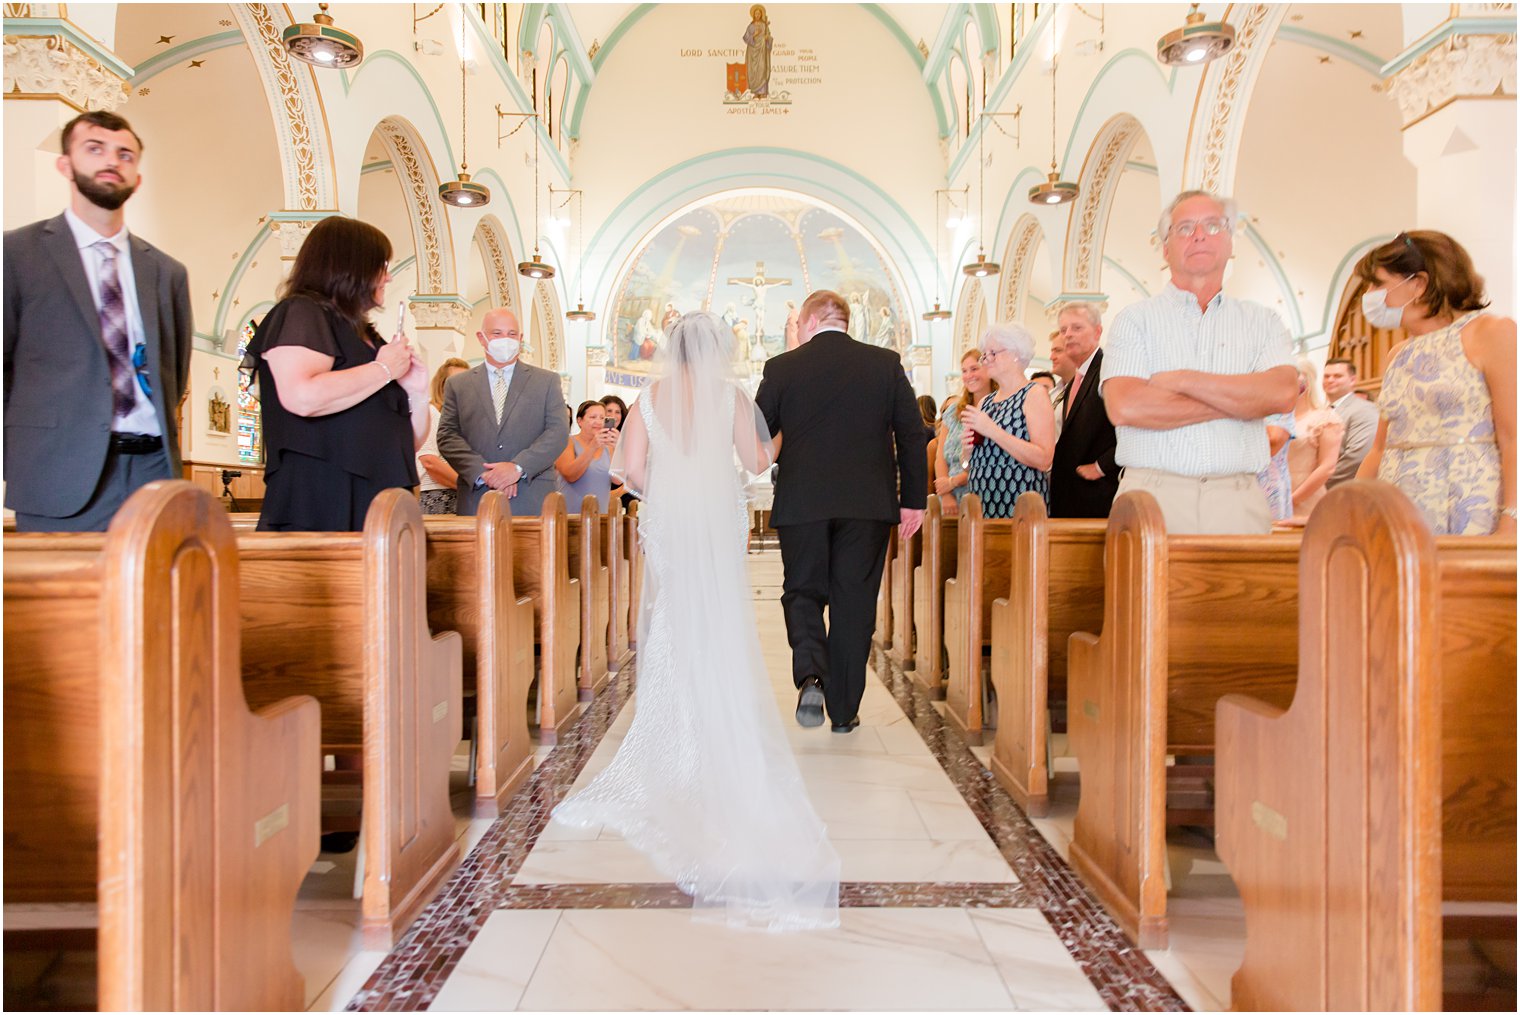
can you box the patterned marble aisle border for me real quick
[868,646,1190,1013]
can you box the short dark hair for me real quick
[1029,371,1055,383]
[61,110,143,155]
[575,400,604,421]
[1323,357,1357,377]
[280,217,392,327]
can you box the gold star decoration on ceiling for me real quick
[212,290,221,299]
[157,35,174,45]
[189,59,205,68]
[1318,56,1331,64]
[1349,30,1363,39]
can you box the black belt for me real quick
[109,432,164,455]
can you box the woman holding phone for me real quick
[243,216,429,531]
[555,400,622,511]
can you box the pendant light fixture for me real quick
[555,186,596,321]
[440,7,490,208]
[960,116,1000,278]
[283,3,363,68]
[1156,3,1236,67]
[921,188,952,321]
[496,106,555,280]
[1028,56,1080,206]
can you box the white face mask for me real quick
[1361,277,1412,330]
[486,336,521,362]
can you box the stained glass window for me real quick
[235,321,263,465]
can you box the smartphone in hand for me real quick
[394,300,408,340]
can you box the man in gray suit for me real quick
[4,110,191,532]
[437,307,569,515]
[1322,357,1380,488]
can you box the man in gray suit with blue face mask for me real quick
[436,307,569,516]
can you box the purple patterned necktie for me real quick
[92,240,137,418]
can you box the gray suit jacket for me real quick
[3,213,192,517]
[436,360,569,516]
[1326,393,1380,488]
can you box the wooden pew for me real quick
[876,527,897,651]
[421,494,537,817]
[988,494,1106,816]
[507,493,582,741]
[4,481,320,1010]
[943,496,1014,744]
[567,496,611,699]
[232,490,463,948]
[889,519,921,668]
[602,498,633,668]
[1067,491,1301,948]
[625,500,643,648]
[911,497,958,698]
[1215,482,1516,1011]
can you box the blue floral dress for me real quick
[940,403,969,506]
[1256,411,1295,521]
[967,384,1049,518]
[1377,311,1501,535]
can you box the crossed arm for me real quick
[1104,365,1296,429]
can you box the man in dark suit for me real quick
[1048,303,1119,518]
[755,290,926,733]
[4,111,191,532]
[436,307,569,516]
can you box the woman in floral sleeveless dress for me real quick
[1354,231,1515,536]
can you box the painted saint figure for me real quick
[743,5,772,98]
[784,300,800,351]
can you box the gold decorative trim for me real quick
[473,218,519,318]
[1070,118,1141,292]
[1182,3,1281,193]
[1385,33,1516,128]
[376,119,448,295]
[2,32,128,111]
[956,276,984,353]
[1002,216,1043,325]
[236,4,332,212]
[534,280,562,370]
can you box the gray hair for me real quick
[1157,189,1238,240]
[980,321,1034,367]
[1056,302,1102,329]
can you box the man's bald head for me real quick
[478,308,524,365]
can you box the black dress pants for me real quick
[777,518,893,724]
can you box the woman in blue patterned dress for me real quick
[961,323,1055,518]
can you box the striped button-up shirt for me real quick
[1100,282,1292,476]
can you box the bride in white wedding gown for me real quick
[553,310,840,932]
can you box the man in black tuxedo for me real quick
[755,290,926,732]
[4,110,191,531]
[1048,303,1119,518]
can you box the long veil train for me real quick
[553,311,840,932]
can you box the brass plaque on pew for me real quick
[1251,800,1288,841]
[433,700,449,723]
[254,803,290,848]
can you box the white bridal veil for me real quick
[554,311,840,932]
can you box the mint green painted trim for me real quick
[969,4,1000,57]
[1382,16,1516,76]
[1101,256,1151,298]
[129,30,242,86]
[549,3,596,83]
[234,300,277,343]
[1276,26,1384,77]
[861,3,952,138]
[1125,161,1159,175]
[1312,235,1393,338]
[981,8,1060,114]
[1060,49,1175,173]
[361,159,393,175]
[410,294,471,306]
[469,168,529,258]
[212,225,275,338]
[590,3,656,72]
[267,210,339,225]
[4,18,134,78]
[462,12,572,181]
[1240,221,1304,335]
[519,4,548,57]
[339,51,458,172]
[923,4,969,83]
[393,254,418,275]
[989,166,1051,252]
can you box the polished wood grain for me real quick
[625,501,643,650]
[890,518,921,668]
[911,498,958,697]
[876,526,897,650]
[943,496,1014,745]
[4,481,320,1010]
[602,499,632,668]
[567,497,612,700]
[1216,483,1516,1011]
[988,494,1106,816]
[506,493,581,742]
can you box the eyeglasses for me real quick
[979,348,1006,363]
[1168,217,1231,239]
[131,342,152,399]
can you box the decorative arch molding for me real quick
[1062,114,1147,294]
[997,215,1046,325]
[230,3,337,212]
[471,216,521,320]
[954,276,988,354]
[371,117,456,297]
[532,279,564,371]
[1182,3,1288,193]
[968,3,1000,57]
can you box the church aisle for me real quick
[343,552,1186,1012]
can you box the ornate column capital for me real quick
[3,16,132,112]
[584,346,609,368]
[267,212,338,260]
[1049,294,1110,324]
[905,345,934,368]
[408,296,474,332]
[1384,31,1517,128]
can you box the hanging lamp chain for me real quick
[1049,55,1058,174]
[459,4,468,170]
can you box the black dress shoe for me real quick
[795,676,825,728]
[830,716,861,734]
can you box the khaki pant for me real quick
[1116,467,1271,535]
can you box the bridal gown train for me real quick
[553,385,841,932]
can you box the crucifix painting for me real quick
[728,261,792,342]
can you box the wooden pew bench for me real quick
[624,501,644,649]
[1215,482,1517,1011]
[876,527,897,652]
[602,499,632,667]
[988,493,1106,816]
[911,497,958,698]
[421,493,536,817]
[4,482,320,1010]
[889,519,921,669]
[943,496,1014,744]
[566,497,611,700]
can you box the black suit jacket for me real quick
[1049,347,1119,518]
[755,330,926,526]
[3,213,192,517]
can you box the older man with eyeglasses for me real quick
[1099,190,1297,534]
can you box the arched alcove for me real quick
[530,278,564,370]
[469,215,523,338]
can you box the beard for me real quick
[73,168,137,211]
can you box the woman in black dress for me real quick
[244,217,429,531]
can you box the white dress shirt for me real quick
[64,207,160,436]
[1101,282,1292,476]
